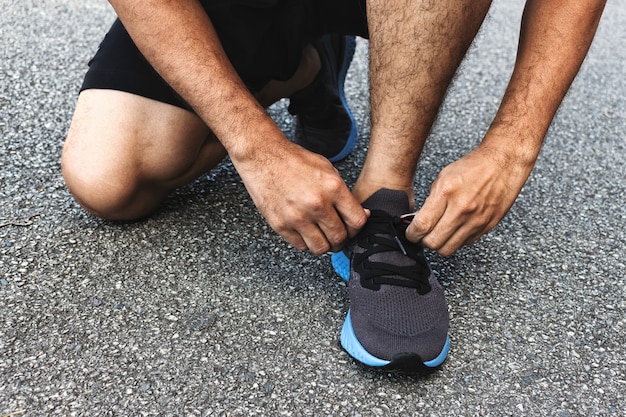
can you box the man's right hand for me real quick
[108,0,368,253]
[232,139,369,255]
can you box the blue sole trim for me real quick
[341,309,451,369]
[328,36,358,163]
[423,334,451,368]
[340,310,391,367]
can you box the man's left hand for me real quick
[405,145,534,256]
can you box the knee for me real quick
[61,145,145,221]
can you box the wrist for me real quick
[219,112,288,164]
[479,126,543,170]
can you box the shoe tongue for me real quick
[361,189,410,217]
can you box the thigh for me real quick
[67,88,218,180]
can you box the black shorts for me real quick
[80,0,368,111]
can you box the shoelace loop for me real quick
[353,210,431,294]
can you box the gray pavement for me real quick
[1,1,625,416]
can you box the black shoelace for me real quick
[353,210,431,295]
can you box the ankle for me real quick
[353,178,415,210]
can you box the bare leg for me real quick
[354,0,493,206]
[62,45,320,220]
[62,89,221,220]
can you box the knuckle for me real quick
[310,242,330,256]
[279,230,306,251]
[328,229,348,247]
[467,213,489,229]
[411,215,432,233]
[421,235,437,250]
[304,195,326,214]
[288,240,307,251]
[347,211,367,231]
[458,199,478,215]
[324,173,344,189]
[436,174,463,197]
[282,206,306,225]
[270,216,290,233]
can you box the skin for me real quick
[62,0,606,257]
[63,1,367,255]
[404,0,606,255]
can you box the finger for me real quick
[433,223,486,256]
[429,215,498,256]
[296,224,332,256]
[334,190,369,239]
[427,223,468,256]
[406,194,448,242]
[281,229,309,252]
[444,217,500,254]
[316,210,351,252]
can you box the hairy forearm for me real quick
[483,0,606,165]
[107,0,284,160]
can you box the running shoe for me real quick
[331,189,450,372]
[288,35,358,162]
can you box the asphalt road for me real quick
[1,1,625,416]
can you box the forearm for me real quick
[483,0,606,166]
[108,1,368,253]
[408,0,606,255]
[107,0,284,161]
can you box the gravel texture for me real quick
[1,1,625,416]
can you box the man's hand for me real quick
[405,0,606,257]
[406,145,533,256]
[106,0,367,253]
[233,139,369,255]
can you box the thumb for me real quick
[405,195,446,242]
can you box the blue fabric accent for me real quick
[331,251,350,281]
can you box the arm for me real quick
[108,0,367,254]
[406,0,606,256]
